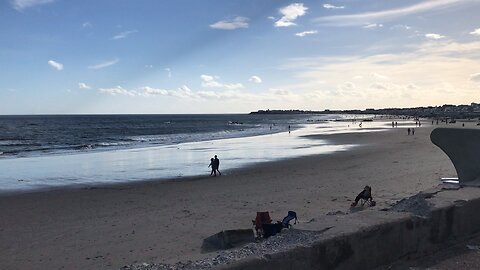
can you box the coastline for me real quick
[0,121,464,269]
[0,119,370,194]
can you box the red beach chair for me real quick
[252,211,272,238]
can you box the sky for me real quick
[1,0,480,114]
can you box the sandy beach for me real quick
[0,121,465,270]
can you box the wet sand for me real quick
[0,121,466,269]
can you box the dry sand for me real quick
[0,121,468,269]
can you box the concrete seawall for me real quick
[221,188,480,270]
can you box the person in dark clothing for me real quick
[208,158,215,176]
[351,186,373,207]
[214,155,221,176]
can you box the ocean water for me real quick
[0,114,387,193]
[0,114,332,158]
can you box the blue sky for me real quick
[1,0,480,114]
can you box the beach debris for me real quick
[326,210,346,216]
[201,229,255,253]
[122,229,327,270]
[389,193,434,217]
[466,244,480,251]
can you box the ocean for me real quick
[0,114,329,158]
[0,114,382,193]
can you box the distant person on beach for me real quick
[214,155,221,176]
[288,125,291,133]
[407,128,411,135]
[208,158,215,176]
[412,128,415,135]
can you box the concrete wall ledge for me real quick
[220,188,480,270]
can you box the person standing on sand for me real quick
[407,128,411,135]
[412,128,415,135]
[208,158,215,176]
[214,155,221,176]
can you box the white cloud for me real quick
[275,3,308,27]
[425,33,445,39]
[314,0,478,26]
[138,86,169,96]
[169,85,197,98]
[268,88,292,96]
[295,30,318,37]
[200,74,244,90]
[99,86,135,96]
[200,75,221,87]
[12,0,54,10]
[391,24,412,30]
[88,59,119,69]
[165,68,172,78]
[96,84,266,101]
[82,22,92,28]
[323,4,345,9]
[279,40,480,108]
[47,60,63,71]
[267,16,276,20]
[113,30,138,40]
[78,83,91,89]
[470,73,480,82]
[249,76,262,83]
[470,28,480,36]
[210,17,249,30]
[363,23,383,29]
[371,72,389,80]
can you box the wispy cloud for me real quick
[165,68,172,78]
[323,4,345,9]
[470,28,480,36]
[47,60,63,71]
[82,21,92,28]
[200,74,244,90]
[391,24,412,30]
[363,23,383,29]
[12,0,55,10]
[425,33,445,39]
[210,17,249,30]
[470,73,480,82]
[88,59,119,69]
[371,72,389,80]
[314,0,479,26]
[278,40,480,108]
[249,76,262,83]
[113,30,138,40]
[98,85,198,99]
[78,83,91,89]
[295,30,318,37]
[275,3,308,27]
[99,86,135,96]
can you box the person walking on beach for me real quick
[214,155,221,176]
[407,128,411,135]
[208,158,215,176]
[412,128,415,135]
